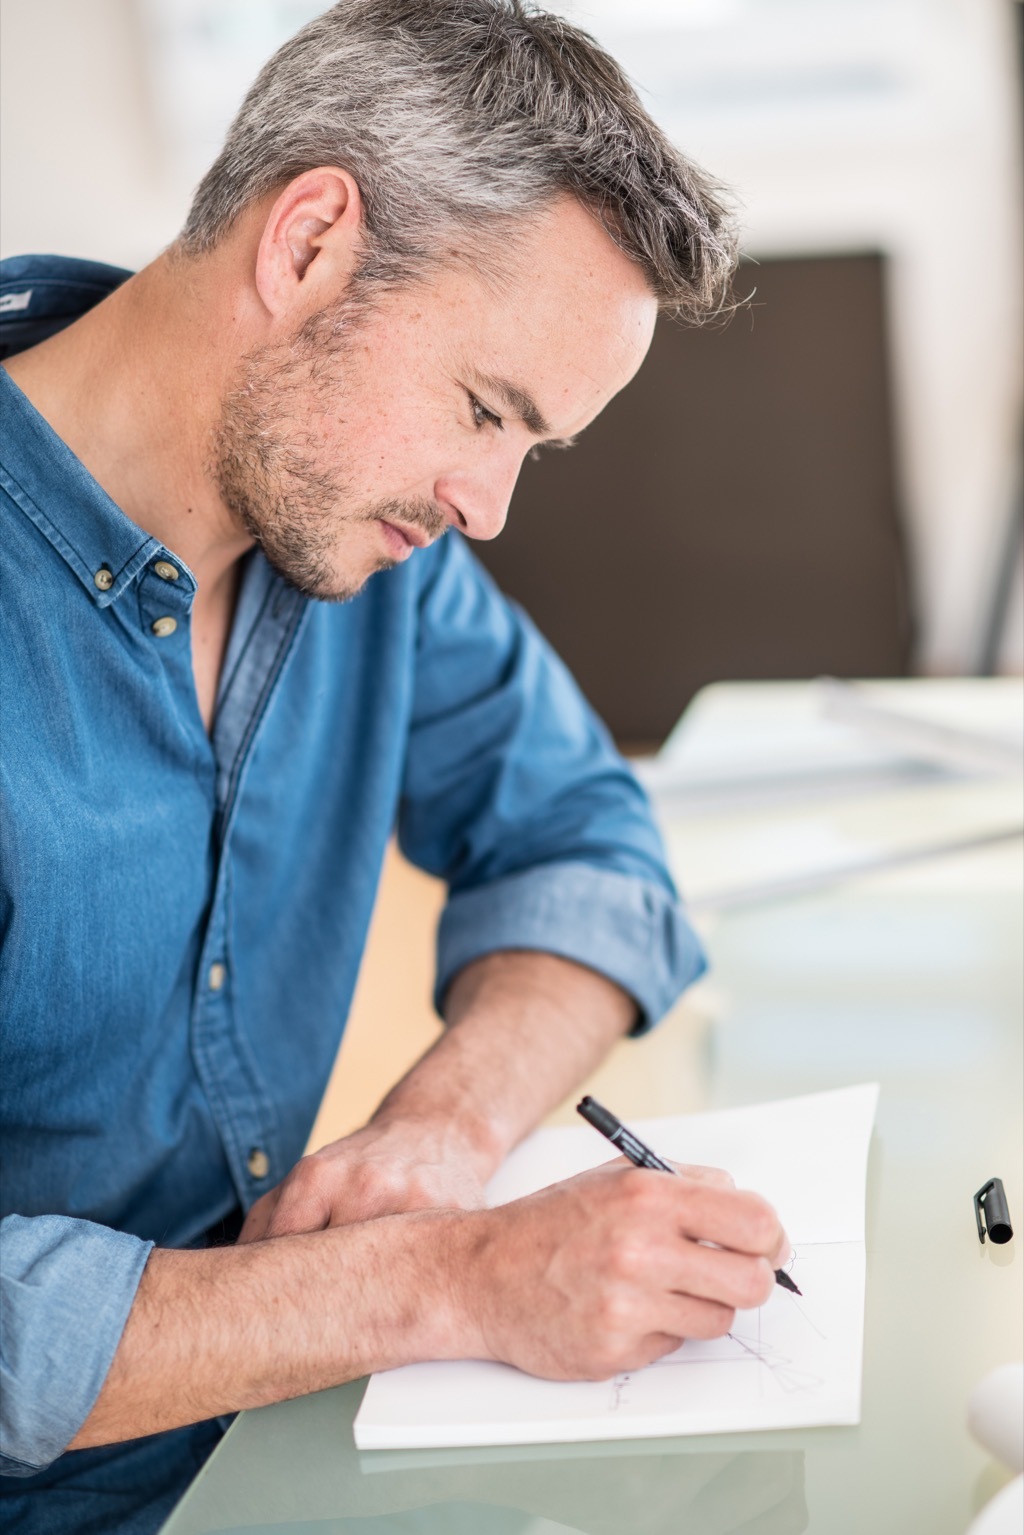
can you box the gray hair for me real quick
[180,0,738,321]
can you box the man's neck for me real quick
[3,249,254,598]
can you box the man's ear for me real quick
[254,167,364,318]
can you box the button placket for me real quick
[187,569,302,1208]
[194,887,280,1207]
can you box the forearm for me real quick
[69,1214,465,1450]
[374,951,636,1177]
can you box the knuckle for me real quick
[679,1163,733,1190]
[606,1236,644,1282]
[739,1258,774,1310]
[351,1164,396,1204]
[619,1168,658,1210]
[751,1205,782,1253]
[594,1288,633,1341]
[402,1170,432,1203]
[399,1172,436,1209]
[291,1156,325,1194]
[736,1193,779,1252]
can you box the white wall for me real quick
[0,0,178,266]
[2,0,1021,672]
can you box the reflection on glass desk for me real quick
[162,859,1022,1535]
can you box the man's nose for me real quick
[437,456,522,542]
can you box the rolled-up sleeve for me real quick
[0,1214,152,1476]
[399,534,706,1031]
[436,861,705,1031]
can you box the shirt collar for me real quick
[0,256,191,608]
[0,367,174,608]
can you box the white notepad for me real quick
[354,1083,879,1450]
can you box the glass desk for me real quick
[162,868,1022,1535]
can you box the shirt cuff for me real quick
[435,862,706,1033]
[0,1214,153,1475]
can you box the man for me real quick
[0,3,789,1530]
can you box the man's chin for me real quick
[263,548,396,605]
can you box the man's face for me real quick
[212,196,658,601]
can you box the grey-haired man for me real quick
[0,5,787,1530]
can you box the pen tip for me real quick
[775,1269,802,1295]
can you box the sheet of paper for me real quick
[486,1083,878,1245]
[354,1084,878,1451]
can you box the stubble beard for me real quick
[210,306,447,602]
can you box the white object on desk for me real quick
[645,679,1024,803]
[636,680,1024,913]
[968,1362,1024,1474]
[966,1476,1023,1535]
[817,679,1024,779]
[354,1084,878,1451]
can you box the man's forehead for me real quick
[458,270,655,436]
[486,297,653,431]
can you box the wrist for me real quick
[369,1096,507,1184]
[329,1209,488,1367]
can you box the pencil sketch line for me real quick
[727,1331,825,1394]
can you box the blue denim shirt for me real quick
[0,256,704,1518]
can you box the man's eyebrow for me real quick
[471,371,553,438]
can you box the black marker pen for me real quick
[577,1095,801,1296]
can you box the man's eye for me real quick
[469,394,503,431]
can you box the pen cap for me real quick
[577,1097,621,1139]
[975,1178,1013,1244]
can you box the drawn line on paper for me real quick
[645,1332,824,1395]
[782,1253,827,1340]
[726,1330,825,1394]
[606,1250,828,1410]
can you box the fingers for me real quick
[238,1146,484,1244]
[573,1164,788,1312]
[642,1235,777,1312]
[238,1170,331,1243]
[669,1179,787,1264]
[237,1189,278,1244]
[602,1157,734,1190]
[667,1162,734,1190]
[773,1234,794,1271]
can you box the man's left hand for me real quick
[238,1117,488,1242]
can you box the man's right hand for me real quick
[444,1161,790,1381]
[68,1159,788,1453]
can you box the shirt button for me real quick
[93,567,113,591]
[151,616,178,638]
[208,961,226,992]
[247,1148,270,1180]
[154,560,180,582]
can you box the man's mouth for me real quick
[378,520,426,560]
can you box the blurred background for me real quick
[2,0,1022,746]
